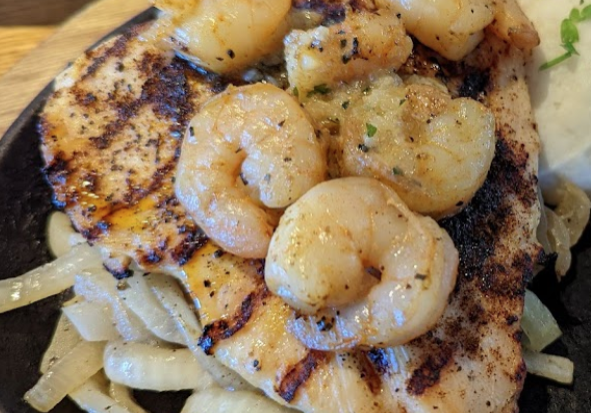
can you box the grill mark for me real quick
[277,350,327,403]
[87,53,170,151]
[81,29,135,80]
[82,55,199,216]
[169,229,208,266]
[406,343,454,396]
[198,285,268,355]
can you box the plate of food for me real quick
[0,1,590,413]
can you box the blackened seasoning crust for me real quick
[407,343,454,395]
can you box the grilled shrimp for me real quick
[338,75,496,218]
[489,0,540,50]
[375,0,495,60]
[265,177,458,350]
[175,84,326,259]
[153,0,291,73]
[284,8,412,95]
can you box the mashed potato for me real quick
[518,0,591,195]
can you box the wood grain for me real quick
[0,26,56,77]
[0,0,94,25]
[0,0,150,139]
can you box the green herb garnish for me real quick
[540,5,591,70]
[307,84,331,97]
[366,123,377,137]
[293,87,299,98]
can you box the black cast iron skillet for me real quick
[0,8,589,413]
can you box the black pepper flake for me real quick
[342,100,350,109]
[189,126,195,137]
[358,144,369,153]
[264,173,271,183]
[209,291,216,298]
[204,280,212,288]
[284,157,292,162]
[213,249,225,258]
[340,39,348,48]
[415,273,427,280]
[278,120,286,127]
[227,49,235,59]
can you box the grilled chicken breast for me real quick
[40,19,541,413]
[41,24,216,275]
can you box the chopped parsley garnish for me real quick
[540,4,591,70]
[292,87,299,98]
[366,123,377,137]
[307,84,331,97]
[399,98,407,106]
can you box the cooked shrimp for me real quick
[152,0,291,73]
[175,84,326,259]
[265,177,458,349]
[375,0,495,60]
[489,0,540,50]
[284,8,412,95]
[338,74,496,218]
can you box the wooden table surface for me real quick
[0,0,150,138]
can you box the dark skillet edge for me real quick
[0,6,590,413]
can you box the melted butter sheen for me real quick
[518,0,591,194]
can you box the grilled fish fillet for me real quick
[40,21,541,413]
